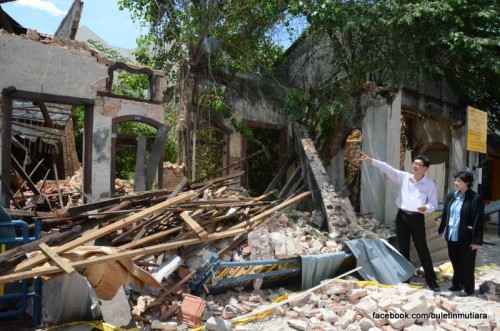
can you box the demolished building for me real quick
[0,1,498,330]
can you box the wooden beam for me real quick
[14,190,198,272]
[119,225,183,250]
[39,243,75,275]
[0,228,246,284]
[36,102,54,128]
[230,191,311,230]
[265,152,296,193]
[180,211,208,239]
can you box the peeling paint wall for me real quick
[360,94,402,223]
[92,96,165,199]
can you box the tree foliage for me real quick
[118,0,300,179]
[288,0,500,140]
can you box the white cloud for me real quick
[16,0,66,17]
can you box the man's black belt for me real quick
[399,209,421,216]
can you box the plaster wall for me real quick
[361,93,402,224]
[0,33,107,99]
[91,96,165,199]
[412,118,451,151]
[451,126,483,194]
[229,73,287,126]
[327,152,345,192]
[278,36,335,88]
[450,125,467,192]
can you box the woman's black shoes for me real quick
[457,289,473,297]
[428,280,441,292]
[448,285,462,291]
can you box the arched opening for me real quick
[111,116,166,195]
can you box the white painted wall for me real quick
[360,93,402,224]
[91,96,165,200]
[0,34,107,99]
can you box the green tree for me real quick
[77,39,177,179]
[118,0,298,179]
[287,0,500,154]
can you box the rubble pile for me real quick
[231,277,499,331]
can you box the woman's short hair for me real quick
[454,170,474,188]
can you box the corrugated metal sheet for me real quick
[301,251,347,290]
[10,100,71,145]
[345,238,415,285]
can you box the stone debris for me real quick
[200,277,499,331]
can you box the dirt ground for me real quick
[1,233,499,331]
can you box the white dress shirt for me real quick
[371,159,438,213]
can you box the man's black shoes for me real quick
[448,285,462,291]
[457,289,473,297]
[428,280,440,292]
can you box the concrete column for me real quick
[450,125,467,192]
[361,93,402,224]
[327,151,345,192]
[91,98,113,200]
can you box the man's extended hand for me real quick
[360,153,373,163]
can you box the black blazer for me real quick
[438,189,484,246]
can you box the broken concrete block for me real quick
[287,319,309,331]
[347,288,368,303]
[387,308,414,330]
[336,309,357,329]
[286,310,300,319]
[401,299,428,315]
[204,316,232,331]
[272,305,286,316]
[321,309,339,323]
[355,298,378,316]
[150,320,178,330]
[437,321,461,331]
[434,296,457,313]
[359,317,376,330]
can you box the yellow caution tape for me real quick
[476,265,499,272]
[43,320,139,331]
[230,293,289,326]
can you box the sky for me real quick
[2,0,144,49]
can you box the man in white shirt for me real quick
[360,153,440,292]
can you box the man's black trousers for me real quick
[396,210,437,284]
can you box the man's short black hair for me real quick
[454,170,474,188]
[415,155,430,167]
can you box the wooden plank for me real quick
[119,225,183,250]
[279,166,302,198]
[264,152,296,193]
[1,228,246,284]
[180,211,208,239]
[167,177,188,199]
[11,155,41,196]
[14,190,198,272]
[38,243,75,275]
[230,191,311,230]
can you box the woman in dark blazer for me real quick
[438,171,484,297]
